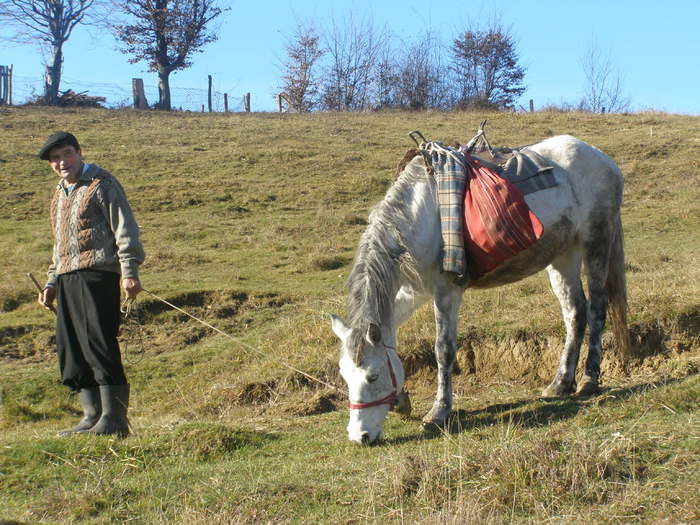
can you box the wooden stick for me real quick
[27,273,56,314]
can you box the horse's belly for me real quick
[468,216,576,289]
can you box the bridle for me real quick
[348,344,398,410]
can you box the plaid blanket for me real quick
[423,143,469,278]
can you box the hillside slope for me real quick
[1,107,698,523]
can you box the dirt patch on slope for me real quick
[285,390,342,416]
[398,305,700,390]
[0,325,55,361]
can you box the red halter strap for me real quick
[348,345,398,410]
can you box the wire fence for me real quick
[10,74,247,112]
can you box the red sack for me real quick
[463,155,544,280]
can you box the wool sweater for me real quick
[46,164,145,287]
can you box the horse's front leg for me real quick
[392,285,429,417]
[423,285,463,427]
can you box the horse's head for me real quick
[331,315,406,445]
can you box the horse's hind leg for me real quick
[577,229,613,396]
[542,249,587,398]
[423,285,462,427]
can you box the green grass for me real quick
[1,107,699,523]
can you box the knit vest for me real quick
[49,168,121,276]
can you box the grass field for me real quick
[1,106,698,524]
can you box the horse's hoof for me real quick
[541,381,575,399]
[575,377,600,397]
[393,391,412,418]
[422,407,450,428]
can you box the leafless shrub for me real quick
[320,12,388,111]
[278,20,324,112]
[392,30,451,111]
[580,35,631,113]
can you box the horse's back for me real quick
[529,135,623,199]
[527,135,623,234]
[470,135,623,288]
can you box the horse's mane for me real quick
[345,155,429,360]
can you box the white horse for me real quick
[331,134,630,444]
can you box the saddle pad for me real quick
[473,148,558,196]
[463,154,544,280]
[500,149,558,196]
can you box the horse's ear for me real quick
[366,323,382,346]
[330,314,351,342]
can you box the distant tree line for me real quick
[278,15,527,112]
[0,3,629,113]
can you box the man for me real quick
[37,131,145,437]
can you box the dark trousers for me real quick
[56,269,127,390]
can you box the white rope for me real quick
[139,288,345,395]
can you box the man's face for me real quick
[48,145,83,183]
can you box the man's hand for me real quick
[38,287,56,311]
[122,278,142,299]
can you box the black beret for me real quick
[38,131,80,160]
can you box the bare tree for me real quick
[278,21,324,112]
[320,13,387,111]
[451,20,526,109]
[370,35,399,109]
[111,0,226,110]
[393,30,449,110]
[580,36,630,113]
[0,1,102,104]
[372,42,398,109]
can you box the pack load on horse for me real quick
[331,124,630,444]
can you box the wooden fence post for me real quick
[132,78,148,109]
[0,66,5,105]
[277,94,283,112]
[244,92,250,112]
[208,75,213,112]
[0,65,10,105]
[224,93,228,113]
[529,99,534,113]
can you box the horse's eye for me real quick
[367,373,379,383]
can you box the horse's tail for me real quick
[606,214,632,364]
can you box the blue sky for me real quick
[2,0,699,113]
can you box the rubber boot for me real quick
[57,387,101,436]
[88,384,130,437]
